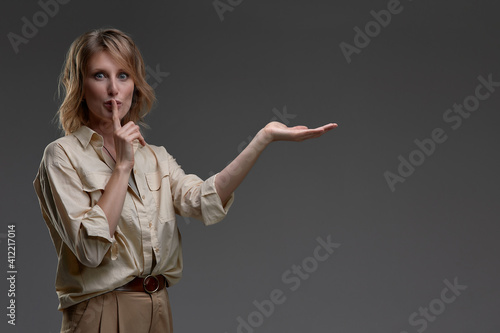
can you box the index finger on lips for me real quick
[112,100,121,131]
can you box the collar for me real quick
[72,125,102,149]
[72,125,141,152]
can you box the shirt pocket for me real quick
[80,172,110,205]
[145,161,176,223]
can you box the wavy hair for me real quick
[57,28,155,134]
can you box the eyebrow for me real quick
[88,68,128,73]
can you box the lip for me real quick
[104,100,122,109]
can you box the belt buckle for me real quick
[143,275,160,294]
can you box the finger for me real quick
[118,122,141,138]
[119,121,137,133]
[112,100,121,131]
[121,123,147,146]
[125,125,146,145]
[299,128,329,140]
[128,132,147,147]
[298,123,336,134]
[314,123,337,131]
[138,134,146,146]
[309,123,337,135]
[305,128,325,135]
[323,123,338,130]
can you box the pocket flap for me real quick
[146,171,161,191]
[81,172,111,192]
[146,161,170,191]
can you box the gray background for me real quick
[1,0,499,332]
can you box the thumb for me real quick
[111,100,121,131]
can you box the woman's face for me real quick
[83,51,135,128]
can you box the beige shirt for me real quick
[33,125,234,310]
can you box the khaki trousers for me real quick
[60,288,173,333]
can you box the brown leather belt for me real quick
[115,275,168,294]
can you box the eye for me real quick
[118,72,129,80]
[94,72,105,80]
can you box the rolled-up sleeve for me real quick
[163,148,234,226]
[200,173,234,225]
[34,142,113,268]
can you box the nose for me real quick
[107,77,118,96]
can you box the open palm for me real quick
[263,121,338,142]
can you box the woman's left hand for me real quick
[261,121,338,144]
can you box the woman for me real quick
[33,28,337,333]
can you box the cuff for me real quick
[200,173,235,226]
[81,204,114,242]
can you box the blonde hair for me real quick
[57,28,155,134]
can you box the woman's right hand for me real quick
[111,100,146,171]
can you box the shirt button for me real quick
[142,195,146,200]
[149,222,152,228]
[134,169,137,174]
